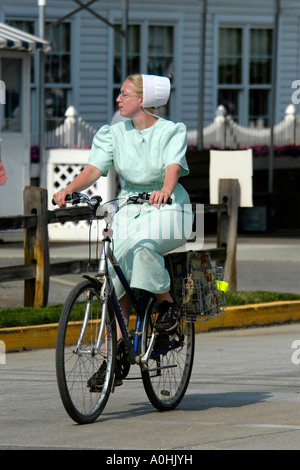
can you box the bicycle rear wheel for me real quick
[56,279,117,424]
[141,297,195,411]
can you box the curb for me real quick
[193,300,300,333]
[1,300,300,352]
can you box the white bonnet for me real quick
[141,74,171,108]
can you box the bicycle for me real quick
[54,191,195,424]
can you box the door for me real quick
[0,51,30,221]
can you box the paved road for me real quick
[0,235,300,307]
[1,324,300,450]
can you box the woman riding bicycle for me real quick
[53,73,193,336]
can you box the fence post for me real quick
[215,105,226,149]
[64,105,77,148]
[216,179,240,289]
[23,186,50,307]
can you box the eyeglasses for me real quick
[118,91,139,100]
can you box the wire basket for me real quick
[182,267,227,322]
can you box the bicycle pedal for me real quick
[89,385,102,393]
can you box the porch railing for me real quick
[39,103,300,151]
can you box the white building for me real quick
[0,0,298,140]
[1,0,300,233]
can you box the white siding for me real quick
[1,0,300,131]
[277,12,300,121]
[181,10,202,128]
[77,13,110,127]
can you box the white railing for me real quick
[44,104,299,150]
[46,106,98,149]
[188,104,299,149]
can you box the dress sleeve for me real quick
[163,122,189,177]
[89,125,113,176]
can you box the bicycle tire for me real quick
[141,297,195,411]
[56,279,117,424]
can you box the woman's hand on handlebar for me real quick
[149,164,179,208]
[148,190,171,209]
[52,188,72,208]
[53,165,103,207]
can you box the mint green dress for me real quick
[89,118,193,300]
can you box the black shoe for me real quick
[87,360,123,392]
[155,301,179,333]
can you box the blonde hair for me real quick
[126,73,143,97]
[126,73,155,112]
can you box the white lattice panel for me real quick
[47,149,117,241]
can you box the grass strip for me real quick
[1,291,300,328]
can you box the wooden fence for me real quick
[0,181,240,308]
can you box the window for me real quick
[218,28,242,121]
[148,26,174,78]
[217,26,273,126]
[113,24,141,102]
[45,22,71,131]
[218,28,242,85]
[0,58,22,132]
[6,20,35,82]
[5,19,72,133]
[113,24,174,119]
[45,22,71,83]
[249,28,273,125]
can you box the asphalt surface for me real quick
[1,324,300,450]
[0,234,300,451]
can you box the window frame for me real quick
[108,11,181,123]
[5,16,73,134]
[214,14,276,127]
[44,20,72,131]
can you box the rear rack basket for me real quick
[182,267,227,322]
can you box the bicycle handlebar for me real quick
[51,192,101,207]
[52,191,172,208]
[129,192,172,205]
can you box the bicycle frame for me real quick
[65,192,175,370]
[87,231,156,368]
[56,191,196,423]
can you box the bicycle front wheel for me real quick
[141,297,195,411]
[56,279,117,424]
